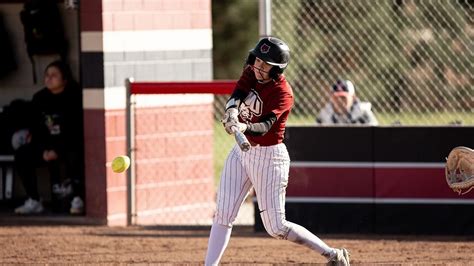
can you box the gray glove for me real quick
[221,107,238,124]
[224,121,247,135]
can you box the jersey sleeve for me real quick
[359,102,379,126]
[245,113,277,136]
[268,85,293,120]
[316,104,333,124]
[30,90,51,150]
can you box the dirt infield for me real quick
[1,226,473,264]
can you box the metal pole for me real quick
[259,0,272,37]
[125,77,136,226]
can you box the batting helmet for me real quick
[246,37,290,79]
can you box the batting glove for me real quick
[224,121,247,135]
[221,107,239,124]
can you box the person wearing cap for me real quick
[316,80,378,125]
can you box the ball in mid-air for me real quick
[112,155,130,173]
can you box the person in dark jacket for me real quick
[14,60,84,215]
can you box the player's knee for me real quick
[260,210,290,239]
[213,211,236,227]
[264,225,289,239]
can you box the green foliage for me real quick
[272,0,473,124]
[211,1,259,184]
[212,0,259,79]
[213,120,234,185]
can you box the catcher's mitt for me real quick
[445,146,474,195]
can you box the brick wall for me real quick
[80,0,214,225]
[133,104,214,224]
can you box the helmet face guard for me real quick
[246,37,290,79]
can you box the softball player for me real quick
[205,37,350,266]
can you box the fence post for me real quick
[259,0,272,36]
[125,77,136,226]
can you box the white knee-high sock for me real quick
[286,222,336,258]
[205,222,233,266]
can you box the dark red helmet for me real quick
[246,37,290,79]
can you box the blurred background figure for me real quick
[316,79,378,126]
[14,60,84,215]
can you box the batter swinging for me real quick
[205,37,350,266]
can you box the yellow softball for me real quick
[112,155,131,173]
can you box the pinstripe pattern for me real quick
[214,143,292,238]
[214,145,252,226]
[211,141,337,262]
[253,144,292,238]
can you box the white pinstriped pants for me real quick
[214,143,292,239]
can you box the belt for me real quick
[249,140,260,147]
[248,140,279,147]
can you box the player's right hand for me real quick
[43,150,58,161]
[224,121,247,135]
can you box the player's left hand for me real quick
[43,150,58,161]
[224,121,247,135]
[221,108,238,124]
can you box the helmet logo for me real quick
[260,43,270,54]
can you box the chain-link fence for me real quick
[132,98,214,225]
[128,82,254,226]
[127,1,472,226]
[268,0,473,125]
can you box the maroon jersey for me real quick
[234,66,294,146]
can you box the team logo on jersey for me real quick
[239,89,262,121]
[260,43,270,53]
